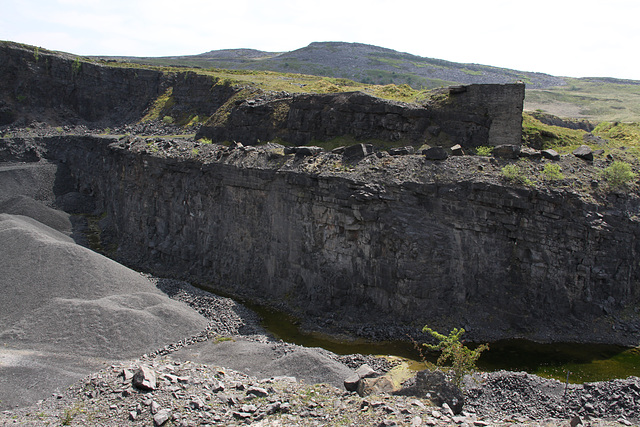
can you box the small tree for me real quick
[422,326,488,388]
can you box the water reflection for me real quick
[253,305,639,383]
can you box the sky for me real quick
[1,0,639,80]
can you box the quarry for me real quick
[2,40,640,426]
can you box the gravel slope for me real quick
[0,207,209,409]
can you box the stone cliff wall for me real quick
[0,42,237,126]
[196,84,525,149]
[36,136,640,345]
[1,42,523,150]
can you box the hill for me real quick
[98,41,565,89]
[95,41,640,123]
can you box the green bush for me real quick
[601,161,636,188]
[475,146,493,156]
[72,57,81,75]
[422,326,488,389]
[541,163,565,181]
[501,164,533,186]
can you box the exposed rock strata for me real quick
[196,84,525,149]
[1,42,524,150]
[11,135,640,346]
[0,42,237,126]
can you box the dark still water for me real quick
[252,305,640,384]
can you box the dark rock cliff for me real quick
[1,42,523,151]
[2,43,637,346]
[196,84,525,149]
[21,135,640,345]
[0,42,237,127]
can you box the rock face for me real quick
[0,42,237,126]
[196,84,525,149]
[22,135,640,345]
[1,42,522,151]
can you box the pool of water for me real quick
[251,304,640,384]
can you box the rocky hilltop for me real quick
[99,41,567,89]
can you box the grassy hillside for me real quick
[97,41,566,90]
[4,40,640,124]
[525,78,640,122]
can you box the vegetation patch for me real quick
[501,163,534,186]
[601,161,636,189]
[141,87,175,122]
[522,113,585,150]
[474,146,493,156]
[270,100,291,126]
[541,163,565,181]
[525,78,640,122]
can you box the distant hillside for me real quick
[98,41,566,90]
[95,41,640,122]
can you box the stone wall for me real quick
[37,136,640,345]
[196,84,525,149]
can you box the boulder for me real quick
[450,144,464,156]
[357,375,396,397]
[246,386,269,397]
[519,147,541,159]
[356,364,379,379]
[344,363,380,392]
[153,408,171,426]
[344,373,361,392]
[492,144,521,159]
[395,370,464,415]
[573,145,593,161]
[422,147,449,160]
[388,146,415,156]
[133,365,157,391]
[343,144,373,162]
[541,149,560,161]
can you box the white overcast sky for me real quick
[1,0,639,80]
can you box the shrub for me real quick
[541,163,565,181]
[72,57,81,75]
[475,146,493,156]
[422,326,488,389]
[601,161,636,189]
[162,115,175,124]
[501,164,533,186]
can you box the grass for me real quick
[475,146,494,156]
[541,163,565,181]
[522,112,586,150]
[141,87,174,122]
[601,161,636,189]
[501,163,534,186]
[525,78,640,122]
